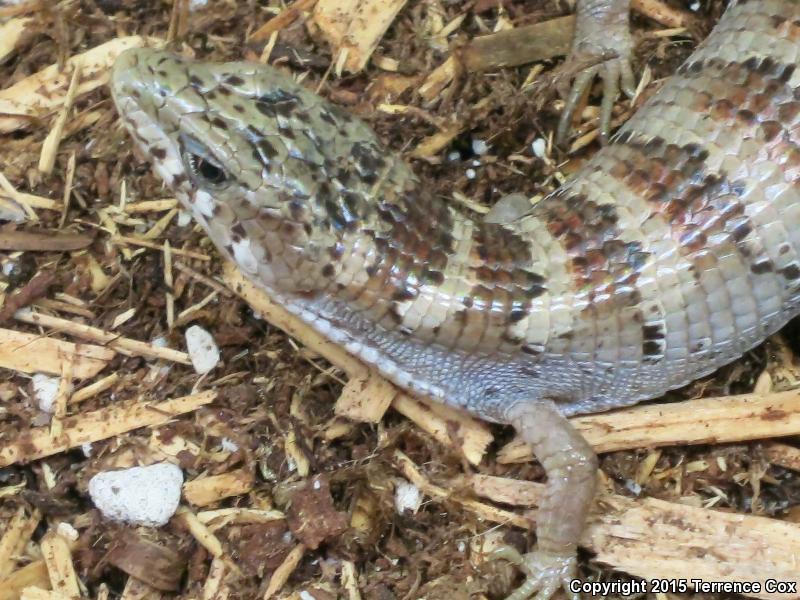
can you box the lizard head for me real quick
[110,47,411,295]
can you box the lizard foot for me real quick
[556,50,636,146]
[494,547,580,600]
[556,1,636,145]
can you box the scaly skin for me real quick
[110,1,800,596]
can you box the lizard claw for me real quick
[556,3,636,146]
[496,548,580,600]
[556,52,636,146]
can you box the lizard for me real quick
[109,0,800,597]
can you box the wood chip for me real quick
[392,394,491,466]
[107,531,185,592]
[632,0,694,29]
[164,241,174,329]
[14,309,190,364]
[0,328,114,379]
[110,308,137,330]
[0,36,159,133]
[470,474,800,600]
[418,56,459,102]
[195,508,285,528]
[38,62,81,175]
[201,558,228,600]
[62,109,103,140]
[173,262,233,298]
[49,351,74,440]
[340,561,360,600]
[58,152,76,229]
[0,230,93,251]
[0,172,35,220]
[33,298,95,319]
[261,544,304,600]
[40,532,80,599]
[183,469,255,507]
[0,507,41,577]
[120,576,162,600]
[763,442,800,472]
[70,373,119,404]
[0,390,217,467]
[143,208,178,240]
[409,122,463,159]
[334,373,396,423]
[111,235,210,261]
[311,0,408,72]
[0,172,60,212]
[284,427,310,477]
[0,270,56,323]
[394,451,528,528]
[124,199,178,213]
[249,0,317,43]
[498,389,800,463]
[0,562,51,600]
[0,1,43,18]
[459,15,574,72]
[0,17,31,63]
[175,507,223,558]
[19,588,72,600]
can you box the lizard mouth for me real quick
[110,49,196,194]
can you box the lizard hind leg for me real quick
[501,400,598,600]
[491,547,580,600]
[556,0,636,145]
[503,551,581,600]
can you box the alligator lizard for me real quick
[110,0,800,597]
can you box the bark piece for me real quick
[107,531,186,592]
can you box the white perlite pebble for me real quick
[56,522,79,542]
[471,138,489,156]
[220,437,239,452]
[177,210,193,227]
[531,138,547,159]
[185,325,220,374]
[89,463,183,527]
[394,480,422,515]
[32,374,60,413]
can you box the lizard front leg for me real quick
[503,400,598,600]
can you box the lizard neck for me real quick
[311,154,553,358]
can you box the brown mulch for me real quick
[1,0,799,599]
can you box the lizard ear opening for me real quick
[187,153,227,185]
[180,134,229,189]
